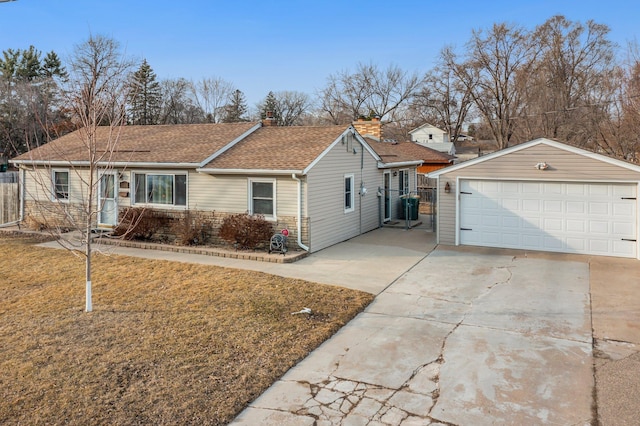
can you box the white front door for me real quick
[459,180,637,258]
[99,171,118,227]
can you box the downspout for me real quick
[0,167,25,228]
[291,173,309,252]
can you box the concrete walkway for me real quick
[38,226,435,295]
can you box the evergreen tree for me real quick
[260,91,280,123]
[222,89,248,122]
[16,45,42,81]
[42,51,67,80]
[127,59,162,125]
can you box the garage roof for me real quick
[427,138,640,177]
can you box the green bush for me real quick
[218,213,274,250]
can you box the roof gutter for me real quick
[196,168,304,175]
[291,173,309,252]
[11,160,199,169]
[377,160,423,169]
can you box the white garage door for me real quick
[459,180,637,258]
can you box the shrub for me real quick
[113,208,170,241]
[171,210,215,246]
[218,213,274,250]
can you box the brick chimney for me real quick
[262,110,277,126]
[352,116,382,139]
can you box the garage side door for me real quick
[459,180,637,258]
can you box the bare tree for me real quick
[17,35,134,312]
[522,16,617,145]
[257,90,312,126]
[275,90,312,126]
[411,54,475,142]
[318,63,420,125]
[190,77,234,123]
[590,42,640,160]
[318,71,368,124]
[445,23,539,149]
[159,78,204,124]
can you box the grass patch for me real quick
[0,234,374,425]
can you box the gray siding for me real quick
[307,141,380,252]
[436,144,640,246]
[446,144,640,181]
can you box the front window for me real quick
[399,170,409,196]
[344,174,354,213]
[250,179,275,219]
[52,170,69,200]
[133,172,187,206]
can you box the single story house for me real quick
[409,123,455,156]
[12,119,424,253]
[428,138,640,259]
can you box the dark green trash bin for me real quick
[400,196,420,220]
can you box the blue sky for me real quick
[0,0,638,106]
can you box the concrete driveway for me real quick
[33,226,640,424]
[233,243,640,425]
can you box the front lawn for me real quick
[0,234,373,425]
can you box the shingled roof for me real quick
[364,137,454,165]
[13,122,436,172]
[12,122,260,165]
[200,126,352,172]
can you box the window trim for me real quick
[132,171,188,208]
[399,169,409,196]
[51,169,70,202]
[344,173,355,213]
[248,178,276,221]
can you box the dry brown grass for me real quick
[0,234,374,425]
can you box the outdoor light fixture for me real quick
[444,182,451,193]
[535,162,549,170]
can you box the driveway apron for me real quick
[233,248,594,425]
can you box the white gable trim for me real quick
[427,138,640,177]
[302,127,381,175]
[198,122,262,168]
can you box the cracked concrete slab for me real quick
[384,249,515,304]
[464,257,592,342]
[282,313,452,390]
[232,245,639,425]
[432,325,593,425]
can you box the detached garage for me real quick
[429,138,640,259]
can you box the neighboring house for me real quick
[353,118,455,174]
[409,123,455,156]
[428,138,640,259]
[12,120,424,253]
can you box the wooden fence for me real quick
[0,172,19,224]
